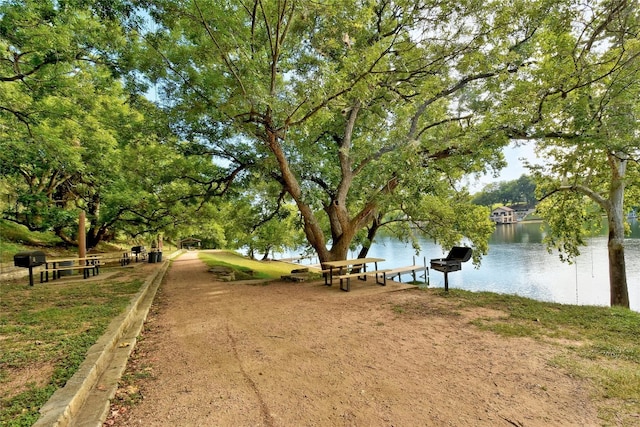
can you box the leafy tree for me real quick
[473,175,537,208]
[0,1,233,249]
[514,175,537,207]
[0,0,130,243]
[129,0,565,262]
[508,0,640,307]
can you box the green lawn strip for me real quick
[429,289,640,425]
[198,250,299,280]
[0,220,133,264]
[0,279,144,426]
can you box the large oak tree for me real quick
[130,0,564,262]
[506,0,640,307]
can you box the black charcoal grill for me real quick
[14,251,46,286]
[430,246,472,291]
[131,245,146,262]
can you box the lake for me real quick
[365,219,640,312]
[281,219,640,311]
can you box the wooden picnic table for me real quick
[41,255,102,282]
[321,257,387,291]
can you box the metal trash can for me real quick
[148,251,158,263]
[58,260,74,276]
[156,252,163,262]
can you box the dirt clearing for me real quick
[106,251,597,426]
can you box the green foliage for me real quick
[473,175,537,208]
[129,0,559,261]
[1,0,637,286]
[534,192,604,262]
[0,1,226,248]
[499,0,640,306]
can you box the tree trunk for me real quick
[266,130,332,262]
[264,106,379,264]
[355,215,382,259]
[608,236,629,307]
[606,153,629,308]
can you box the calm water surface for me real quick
[363,219,640,311]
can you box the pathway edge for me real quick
[34,252,181,427]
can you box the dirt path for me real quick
[106,250,598,426]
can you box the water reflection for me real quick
[491,222,546,244]
[364,219,640,312]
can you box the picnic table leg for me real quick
[325,267,331,286]
[340,277,350,292]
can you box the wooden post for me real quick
[78,211,86,259]
[424,257,429,286]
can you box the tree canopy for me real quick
[126,0,579,262]
[473,175,537,208]
[502,0,640,307]
[0,0,232,248]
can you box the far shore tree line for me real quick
[1,0,638,307]
[473,175,538,210]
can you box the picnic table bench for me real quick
[384,265,429,284]
[321,258,387,291]
[334,269,391,291]
[40,256,102,283]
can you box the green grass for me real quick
[0,221,67,263]
[0,219,149,264]
[0,279,144,426]
[401,289,640,425]
[198,250,300,280]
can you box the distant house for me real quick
[490,206,517,224]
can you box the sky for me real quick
[465,142,539,193]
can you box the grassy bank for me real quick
[0,277,145,426]
[198,250,304,280]
[0,220,177,264]
[0,221,70,263]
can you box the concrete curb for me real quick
[34,251,182,427]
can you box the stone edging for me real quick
[33,251,182,426]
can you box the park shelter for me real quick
[179,237,201,249]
